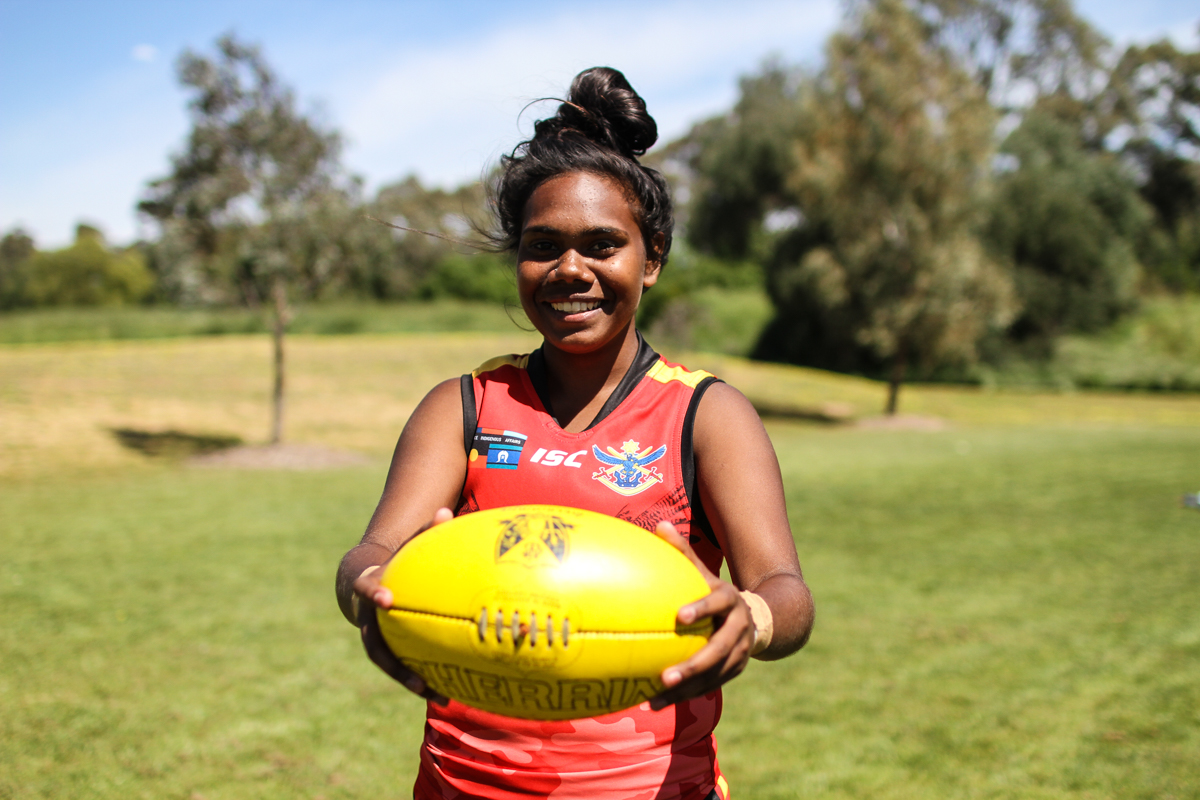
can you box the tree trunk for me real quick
[270,276,288,445]
[885,351,907,416]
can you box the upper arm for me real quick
[361,377,469,553]
[693,383,813,655]
[693,382,801,592]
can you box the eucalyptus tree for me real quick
[140,34,347,444]
[691,0,1015,413]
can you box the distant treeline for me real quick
[0,180,514,311]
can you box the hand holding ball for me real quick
[375,505,712,720]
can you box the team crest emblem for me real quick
[591,440,667,496]
[495,513,572,568]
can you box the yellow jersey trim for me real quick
[645,360,714,388]
[471,353,529,378]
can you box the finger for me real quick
[361,609,448,705]
[664,603,753,687]
[355,509,454,609]
[353,568,393,611]
[652,635,752,709]
[676,583,740,626]
[651,601,754,709]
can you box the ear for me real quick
[643,232,665,289]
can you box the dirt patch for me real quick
[856,414,950,431]
[189,443,373,470]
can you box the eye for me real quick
[524,238,559,255]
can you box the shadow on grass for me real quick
[111,428,243,459]
[750,399,856,424]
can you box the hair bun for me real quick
[546,67,658,158]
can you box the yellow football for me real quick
[376,504,713,720]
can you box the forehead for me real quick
[521,172,640,234]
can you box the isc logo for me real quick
[528,448,587,468]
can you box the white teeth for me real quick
[550,300,600,313]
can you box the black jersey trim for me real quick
[525,333,660,431]
[681,375,721,550]
[460,374,477,455]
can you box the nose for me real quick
[551,248,593,282]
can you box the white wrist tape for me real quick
[740,590,774,656]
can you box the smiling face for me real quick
[517,171,661,356]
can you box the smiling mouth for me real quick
[549,300,601,313]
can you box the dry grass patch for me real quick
[4,333,1197,481]
[684,351,1200,428]
[0,332,540,480]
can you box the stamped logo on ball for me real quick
[495,512,571,568]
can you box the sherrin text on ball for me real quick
[376,505,712,720]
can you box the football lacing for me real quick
[474,607,571,648]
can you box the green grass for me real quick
[723,425,1200,799]
[644,287,773,356]
[0,467,425,799]
[983,294,1200,392]
[3,333,1199,798]
[0,300,530,344]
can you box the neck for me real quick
[540,323,641,432]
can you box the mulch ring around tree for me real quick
[855,415,950,431]
[188,443,373,470]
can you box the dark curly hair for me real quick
[492,67,674,268]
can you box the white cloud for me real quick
[331,0,837,189]
[131,44,158,63]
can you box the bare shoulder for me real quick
[411,377,465,425]
[693,381,770,450]
[393,377,466,453]
[387,376,466,486]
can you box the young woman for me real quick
[336,67,814,800]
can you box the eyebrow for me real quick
[522,225,625,237]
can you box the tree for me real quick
[686,65,808,261]
[1,225,153,308]
[903,0,1110,121]
[1107,33,1200,290]
[0,227,34,309]
[986,111,1149,347]
[691,0,1015,413]
[140,34,346,444]
[365,175,514,303]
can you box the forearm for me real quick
[335,541,393,625]
[745,572,814,661]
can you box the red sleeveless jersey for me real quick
[413,341,731,800]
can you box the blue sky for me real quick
[1,0,1196,247]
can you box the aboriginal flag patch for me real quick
[469,428,528,470]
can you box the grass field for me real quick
[2,332,1199,799]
